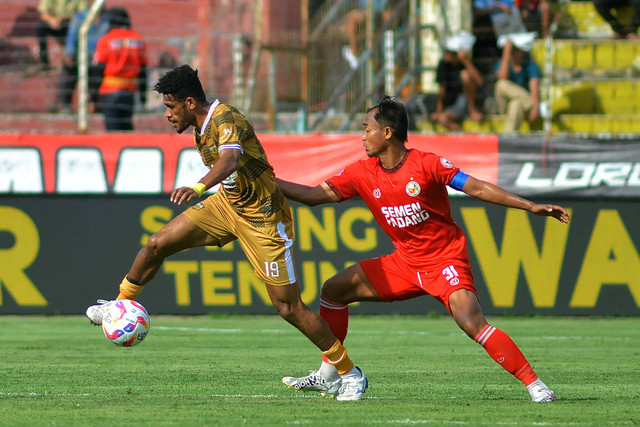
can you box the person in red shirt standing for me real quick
[278,96,570,402]
[93,7,147,131]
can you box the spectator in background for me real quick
[430,31,484,131]
[474,0,524,38]
[473,0,521,76]
[494,32,541,133]
[593,0,640,39]
[58,3,110,113]
[516,0,561,37]
[33,0,88,72]
[342,0,391,69]
[93,7,147,131]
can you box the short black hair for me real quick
[106,7,131,29]
[367,96,408,143]
[154,64,208,104]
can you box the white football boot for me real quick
[527,379,558,402]
[85,299,114,325]
[336,366,368,401]
[282,369,342,398]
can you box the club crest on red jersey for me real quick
[405,181,421,197]
[440,157,454,168]
[373,188,381,198]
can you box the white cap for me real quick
[445,30,476,52]
[497,31,537,51]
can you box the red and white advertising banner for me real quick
[2,134,640,315]
[0,133,498,194]
[4,133,640,197]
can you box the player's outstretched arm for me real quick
[276,178,338,206]
[461,175,570,223]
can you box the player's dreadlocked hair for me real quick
[154,64,208,104]
[367,96,409,143]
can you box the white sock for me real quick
[527,378,546,393]
[318,361,340,382]
[341,366,361,379]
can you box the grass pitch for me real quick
[0,314,638,426]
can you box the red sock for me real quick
[320,297,348,364]
[475,324,539,386]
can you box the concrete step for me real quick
[0,110,272,133]
[417,114,640,136]
[0,111,165,133]
[531,39,640,75]
[0,67,61,113]
[550,79,640,115]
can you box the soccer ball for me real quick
[102,299,150,347]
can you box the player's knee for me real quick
[452,308,488,338]
[455,317,482,338]
[274,302,299,324]
[273,300,289,316]
[320,279,349,304]
[144,234,169,259]
[320,278,337,298]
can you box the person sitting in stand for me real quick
[516,0,562,37]
[430,31,484,131]
[32,0,88,72]
[342,0,391,69]
[494,32,541,133]
[58,3,110,113]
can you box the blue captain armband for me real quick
[449,170,469,191]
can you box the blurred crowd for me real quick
[30,0,147,131]
[25,0,640,133]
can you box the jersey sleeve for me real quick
[424,153,461,186]
[93,34,108,64]
[214,106,244,154]
[527,58,542,80]
[325,163,360,201]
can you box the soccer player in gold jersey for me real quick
[86,64,368,401]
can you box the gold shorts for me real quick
[183,191,297,286]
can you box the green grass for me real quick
[0,315,639,426]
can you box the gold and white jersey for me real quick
[193,101,286,227]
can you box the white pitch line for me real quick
[366,421,598,426]
[153,326,244,333]
[0,391,391,400]
[153,325,433,336]
[0,392,95,397]
[152,326,608,340]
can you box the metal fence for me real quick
[0,0,428,133]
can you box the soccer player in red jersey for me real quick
[278,96,569,402]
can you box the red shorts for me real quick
[360,252,477,313]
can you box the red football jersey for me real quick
[94,28,146,94]
[326,149,470,268]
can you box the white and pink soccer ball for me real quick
[102,299,150,347]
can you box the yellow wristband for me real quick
[190,182,207,197]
